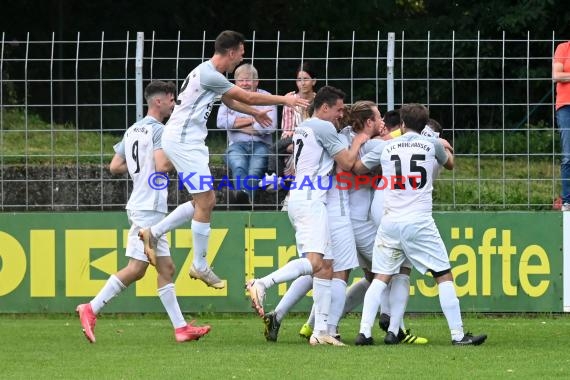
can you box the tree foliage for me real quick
[1,0,569,131]
[2,0,567,39]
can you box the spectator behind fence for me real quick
[553,40,570,211]
[217,63,278,203]
[262,65,317,207]
[280,62,318,139]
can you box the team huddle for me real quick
[246,91,486,346]
[76,30,487,347]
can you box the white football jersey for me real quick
[326,133,350,217]
[289,117,346,203]
[361,132,448,221]
[340,127,386,221]
[163,60,234,145]
[326,175,350,217]
[114,116,167,213]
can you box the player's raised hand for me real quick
[253,109,272,127]
[352,132,370,146]
[284,93,310,108]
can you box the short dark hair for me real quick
[383,109,401,130]
[400,103,429,133]
[427,118,443,133]
[314,86,345,110]
[144,80,176,102]
[296,61,317,79]
[214,30,246,54]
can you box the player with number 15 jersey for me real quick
[361,132,448,222]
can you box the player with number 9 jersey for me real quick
[114,117,168,213]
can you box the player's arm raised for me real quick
[221,96,273,127]
[224,85,310,108]
[352,159,378,175]
[435,139,454,170]
[333,133,370,171]
[443,150,454,170]
[352,140,386,175]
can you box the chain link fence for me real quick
[0,31,564,210]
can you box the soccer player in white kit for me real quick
[297,102,389,340]
[353,103,487,346]
[138,31,308,289]
[340,106,426,343]
[76,81,211,343]
[246,86,368,346]
[262,136,359,343]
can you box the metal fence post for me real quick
[135,32,144,121]
[387,32,395,111]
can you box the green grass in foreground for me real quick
[0,314,568,379]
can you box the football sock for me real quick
[151,201,194,237]
[359,279,387,338]
[387,274,410,335]
[438,280,464,341]
[191,220,210,271]
[379,280,392,316]
[257,258,313,289]
[313,277,332,335]
[327,278,347,333]
[275,275,313,322]
[90,275,126,314]
[158,283,186,329]
[342,277,370,316]
[306,304,315,328]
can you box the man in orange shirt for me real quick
[554,40,570,211]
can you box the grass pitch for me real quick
[0,313,568,379]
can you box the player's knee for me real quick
[123,260,148,282]
[311,258,332,278]
[157,260,176,279]
[130,267,147,282]
[316,266,333,278]
[332,269,350,282]
[194,191,216,211]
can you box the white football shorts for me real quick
[287,199,331,259]
[351,218,376,271]
[162,139,212,194]
[126,210,170,263]
[372,216,448,275]
[329,216,358,272]
[370,188,385,228]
